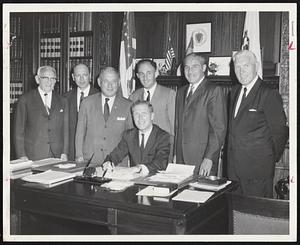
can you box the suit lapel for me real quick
[151,84,161,102]
[185,79,207,109]
[231,85,242,120]
[50,92,59,114]
[35,89,49,116]
[133,129,142,162]
[108,95,120,123]
[235,79,262,118]
[143,126,157,158]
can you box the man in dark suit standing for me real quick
[130,59,176,162]
[227,50,288,198]
[75,67,132,165]
[64,64,98,160]
[101,100,170,175]
[15,66,69,161]
[174,53,227,177]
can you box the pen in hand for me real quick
[102,169,108,178]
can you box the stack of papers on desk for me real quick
[10,159,33,179]
[189,180,232,192]
[101,180,134,191]
[136,186,177,197]
[22,170,76,188]
[31,158,62,167]
[172,189,214,203]
[101,167,139,181]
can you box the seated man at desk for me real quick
[99,100,171,176]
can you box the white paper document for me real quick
[100,167,140,181]
[22,170,76,187]
[10,159,33,172]
[31,158,63,167]
[189,180,232,191]
[172,189,214,203]
[147,163,194,184]
[54,163,77,169]
[136,186,177,197]
[101,180,134,191]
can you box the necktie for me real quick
[186,85,194,104]
[44,93,50,115]
[79,91,84,108]
[235,87,247,118]
[104,98,110,122]
[146,90,150,102]
[140,133,145,158]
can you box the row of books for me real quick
[68,12,92,32]
[10,16,22,36]
[40,13,61,34]
[10,60,23,80]
[10,81,23,105]
[10,37,23,59]
[69,36,93,57]
[69,58,93,75]
[40,37,61,58]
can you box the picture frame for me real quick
[207,56,232,76]
[186,22,211,53]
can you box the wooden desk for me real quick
[11,180,236,235]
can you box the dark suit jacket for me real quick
[64,86,99,160]
[75,93,133,164]
[174,78,227,174]
[227,78,288,179]
[105,125,170,174]
[15,89,69,161]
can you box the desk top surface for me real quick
[12,179,236,219]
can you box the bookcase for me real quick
[10,14,24,113]
[38,12,93,93]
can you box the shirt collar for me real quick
[139,124,153,137]
[38,86,52,97]
[144,82,157,95]
[190,76,205,91]
[77,84,90,96]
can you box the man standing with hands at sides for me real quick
[100,100,170,176]
[64,64,98,160]
[15,66,69,161]
[227,50,288,198]
[174,53,227,177]
[130,59,176,162]
[75,67,132,165]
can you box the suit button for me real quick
[100,149,103,152]
[48,129,51,132]
[103,137,106,140]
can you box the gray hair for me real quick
[233,50,257,64]
[37,66,56,76]
[98,67,120,82]
[184,53,207,66]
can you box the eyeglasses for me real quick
[39,76,57,82]
[184,64,202,72]
[74,74,89,79]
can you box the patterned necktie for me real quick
[186,84,194,104]
[44,93,50,115]
[146,90,150,102]
[140,133,145,159]
[104,98,110,122]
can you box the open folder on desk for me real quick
[134,163,195,195]
[32,161,87,176]
[10,159,33,179]
[172,189,214,203]
[22,170,76,188]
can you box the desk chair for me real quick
[227,193,289,234]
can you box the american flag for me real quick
[119,12,136,98]
[164,36,176,71]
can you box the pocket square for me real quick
[60,109,64,112]
[117,117,126,121]
[249,109,257,112]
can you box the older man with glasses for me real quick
[14,66,69,161]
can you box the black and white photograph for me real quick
[3,3,297,242]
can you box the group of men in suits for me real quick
[14,50,288,198]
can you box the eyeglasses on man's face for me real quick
[39,76,57,83]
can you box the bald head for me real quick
[72,63,91,90]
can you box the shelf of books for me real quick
[68,12,93,91]
[10,15,24,113]
[39,13,62,93]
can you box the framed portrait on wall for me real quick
[186,22,211,52]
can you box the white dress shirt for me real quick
[234,75,258,117]
[77,84,90,112]
[38,86,52,109]
[143,82,157,101]
[101,94,116,114]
